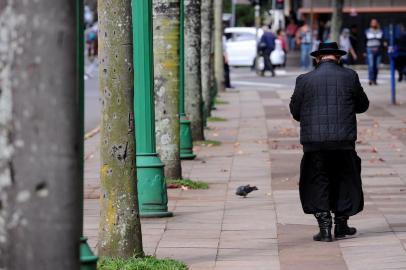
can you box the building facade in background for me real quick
[296,0,406,63]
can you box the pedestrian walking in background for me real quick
[365,19,384,85]
[286,18,298,51]
[340,28,357,65]
[395,26,406,82]
[289,42,369,242]
[259,25,276,77]
[277,29,288,67]
[223,34,232,88]
[86,23,98,59]
[84,5,94,28]
[296,20,312,70]
[349,25,359,64]
[318,20,330,43]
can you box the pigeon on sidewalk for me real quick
[236,185,258,198]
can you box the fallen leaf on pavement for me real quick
[167,184,180,189]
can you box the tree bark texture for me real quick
[153,0,182,179]
[97,0,143,258]
[213,0,224,93]
[330,0,344,43]
[184,0,204,141]
[201,0,214,120]
[0,1,81,269]
[209,8,217,111]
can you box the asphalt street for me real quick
[230,66,392,91]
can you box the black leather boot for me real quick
[334,215,357,238]
[313,212,333,242]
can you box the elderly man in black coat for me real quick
[289,42,369,242]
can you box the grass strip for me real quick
[194,140,221,147]
[98,256,188,270]
[207,116,226,122]
[214,98,229,105]
[167,179,209,190]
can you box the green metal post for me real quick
[132,0,173,218]
[179,0,197,160]
[77,0,98,268]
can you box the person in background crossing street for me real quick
[296,19,312,70]
[286,18,298,51]
[277,29,288,67]
[339,28,357,66]
[365,19,385,85]
[223,33,232,88]
[259,24,276,77]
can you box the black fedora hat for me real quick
[310,42,347,57]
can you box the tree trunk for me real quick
[185,0,204,141]
[153,0,182,179]
[201,0,214,121]
[214,0,224,93]
[210,9,217,109]
[0,1,81,269]
[330,0,344,43]
[97,0,143,258]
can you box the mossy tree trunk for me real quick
[185,0,204,141]
[210,7,217,108]
[97,0,143,258]
[201,0,214,121]
[153,0,182,179]
[0,1,81,269]
[330,0,344,43]
[214,0,224,93]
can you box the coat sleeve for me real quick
[270,34,276,51]
[289,75,304,121]
[352,72,369,114]
[259,34,265,44]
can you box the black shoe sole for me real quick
[335,233,356,239]
[334,228,357,239]
[313,237,333,242]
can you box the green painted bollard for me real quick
[179,0,196,160]
[80,237,98,270]
[132,0,173,218]
[136,154,172,217]
[180,118,196,159]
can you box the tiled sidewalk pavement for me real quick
[84,90,279,270]
[262,73,406,270]
[84,71,406,270]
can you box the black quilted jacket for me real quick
[289,60,369,152]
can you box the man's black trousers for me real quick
[299,150,364,217]
[263,49,274,73]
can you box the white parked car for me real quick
[225,27,263,67]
